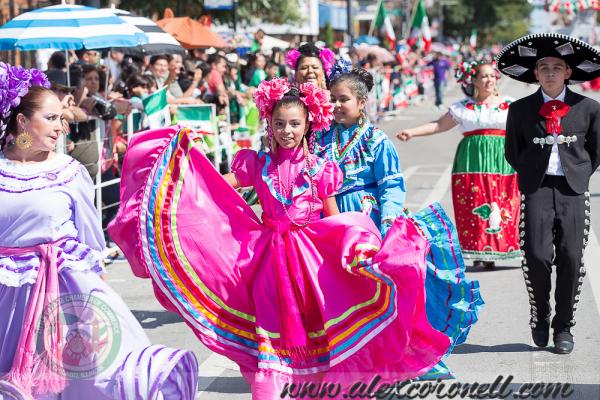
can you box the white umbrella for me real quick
[0,4,148,50]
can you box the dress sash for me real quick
[463,129,506,137]
[0,240,67,398]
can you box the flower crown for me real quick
[454,59,498,85]
[0,62,50,139]
[286,47,336,79]
[328,58,353,82]
[254,77,334,133]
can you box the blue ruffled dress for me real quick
[315,122,484,379]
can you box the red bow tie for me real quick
[539,100,570,134]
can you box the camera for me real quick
[89,94,117,120]
[112,80,130,98]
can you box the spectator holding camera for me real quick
[79,64,131,120]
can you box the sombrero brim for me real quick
[496,33,600,84]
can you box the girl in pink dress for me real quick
[109,78,449,399]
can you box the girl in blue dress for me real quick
[315,65,405,237]
[314,63,484,379]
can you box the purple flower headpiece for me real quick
[286,47,336,78]
[329,59,353,82]
[0,62,50,139]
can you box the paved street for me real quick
[105,79,600,399]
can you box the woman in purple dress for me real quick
[0,63,198,399]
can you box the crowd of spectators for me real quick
[37,34,468,248]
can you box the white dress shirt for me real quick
[542,87,566,176]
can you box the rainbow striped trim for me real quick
[137,128,402,373]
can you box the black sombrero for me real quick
[496,33,600,84]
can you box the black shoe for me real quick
[483,261,496,269]
[532,328,549,348]
[473,260,485,268]
[553,330,574,354]
[531,320,549,348]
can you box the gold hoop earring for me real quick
[15,131,33,150]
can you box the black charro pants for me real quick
[519,175,590,332]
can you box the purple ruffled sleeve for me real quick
[317,161,343,199]
[230,149,259,188]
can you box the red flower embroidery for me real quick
[498,102,509,110]
[465,102,475,110]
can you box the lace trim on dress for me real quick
[0,238,104,287]
[0,152,81,193]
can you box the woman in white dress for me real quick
[397,61,521,269]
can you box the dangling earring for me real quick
[15,131,33,150]
[358,110,366,127]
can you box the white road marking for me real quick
[402,165,419,182]
[420,164,453,208]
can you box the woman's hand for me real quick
[61,94,76,108]
[396,129,414,142]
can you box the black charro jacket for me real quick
[505,87,600,194]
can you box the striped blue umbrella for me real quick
[0,4,148,51]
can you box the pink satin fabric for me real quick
[109,126,450,397]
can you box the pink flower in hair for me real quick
[298,82,334,133]
[286,46,336,78]
[254,78,291,120]
[319,48,336,78]
[285,49,301,70]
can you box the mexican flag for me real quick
[142,87,170,129]
[469,29,477,51]
[372,0,396,49]
[176,104,219,150]
[409,0,431,52]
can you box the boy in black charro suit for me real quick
[498,33,600,354]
